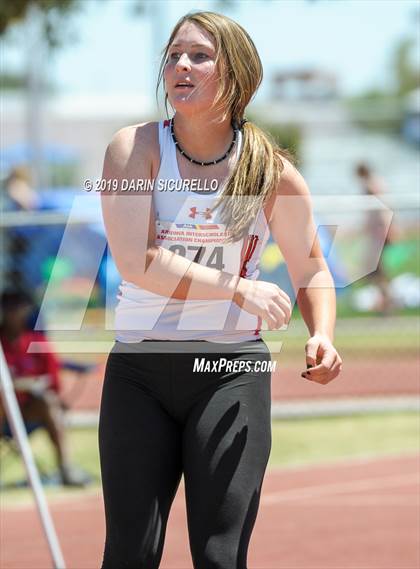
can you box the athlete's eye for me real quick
[168,52,209,62]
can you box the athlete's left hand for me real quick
[301,333,343,384]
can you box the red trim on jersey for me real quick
[254,316,262,336]
[239,236,253,277]
[238,234,261,335]
[163,119,170,128]
[248,234,259,263]
[239,235,259,278]
[239,238,249,273]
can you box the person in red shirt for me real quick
[0,289,89,486]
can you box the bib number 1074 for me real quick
[168,244,225,270]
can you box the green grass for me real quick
[262,315,419,363]
[269,411,420,468]
[267,328,419,352]
[0,428,101,505]
[337,235,420,280]
[336,303,420,319]
[50,314,419,367]
[1,412,418,505]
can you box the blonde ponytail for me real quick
[214,120,296,242]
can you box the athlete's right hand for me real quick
[234,279,292,330]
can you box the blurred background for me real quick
[0,1,419,568]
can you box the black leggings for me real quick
[98,339,272,569]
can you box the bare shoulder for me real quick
[276,157,310,196]
[264,157,311,225]
[104,121,159,175]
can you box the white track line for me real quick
[262,473,419,504]
[288,494,420,504]
[278,495,420,506]
[268,451,420,474]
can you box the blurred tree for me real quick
[0,72,26,90]
[343,6,419,134]
[393,36,420,97]
[1,0,321,44]
[0,0,81,48]
[0,71,55,92]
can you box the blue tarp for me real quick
[0,143,79,171]
[5,188,114,298]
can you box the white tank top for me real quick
[114,119,271,343]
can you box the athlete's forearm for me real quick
[124,245,245,303]
[295,269,336,342]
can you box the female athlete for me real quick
[99,10,343,569]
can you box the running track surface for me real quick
[61,357,419,412]
[1,453,419,568]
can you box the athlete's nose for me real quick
[175,53,191,71]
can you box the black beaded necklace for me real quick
[169,117,241,166]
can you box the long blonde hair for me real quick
[156,10,296,242]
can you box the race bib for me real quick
[155,220,243,275]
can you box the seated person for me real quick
[0,289,90,487]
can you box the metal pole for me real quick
[25,4,46,191]
[0,344,66,569]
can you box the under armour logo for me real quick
[189,207,213,220]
